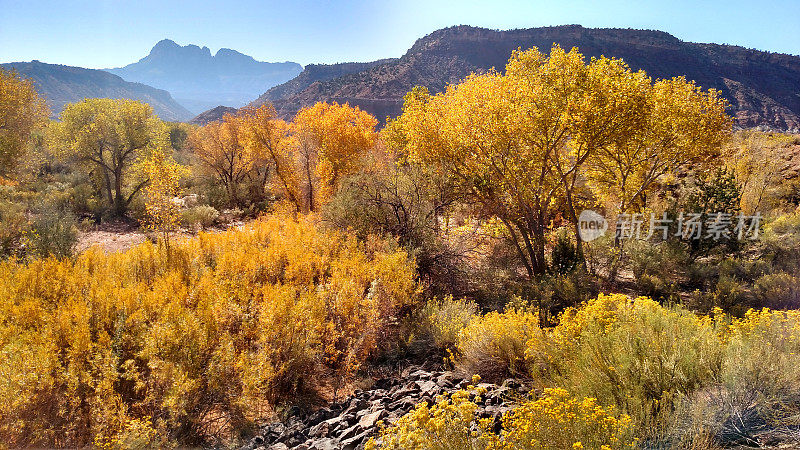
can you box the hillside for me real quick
[108,39,302,114]
[189,105,238,125]
[252,25,800,131]
[1,61,192,121]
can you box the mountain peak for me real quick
[151,39,180,53]
[107,41,303,115]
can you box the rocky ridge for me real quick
[253,25,800,131]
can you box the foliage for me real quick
[291,101,377,211]
[416,295,478,352]
[322,144,467,295]
[180,204,219,230]
[0,68,49,177]
[139,149,188,253]
[399,45,729,278]
[456,309,541,380]
[535,294,723,431]
[368,386,635,450]
[49,99,170,216]
[498,388,635,450]
[27,202,78,259]
[189,106,276,208]
[0,214,418,447]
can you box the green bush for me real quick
[28,204,78,259]
[625,240,688,301]
[181,205,219,230]
[753,273,800,310]
[540,294,723,432]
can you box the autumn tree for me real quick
[237,105,300,211]
[292,102,377,211]
[189,111,271,207]
[400,45,730,278]
[0,69,49,177]
[140,149,187,256]
[50,98,170,216]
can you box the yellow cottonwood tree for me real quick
[237,104,301,211]
[401,45,730,277]
[189,111,270,207]
[50,99,168,216]
[292,102,377,211]
[0,69,49,177]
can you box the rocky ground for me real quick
[244,366,527,450]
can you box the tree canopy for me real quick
[398,45,731,277]
[0,69,49,177]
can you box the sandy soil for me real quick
[76,221,148,253]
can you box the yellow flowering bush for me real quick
[0,214,418,447]
[367,388,485,450]
[456,309,542,380]
[369,387,634,450]
[498,388,635,450]
[722,308,800,410]
[538,294,723,430]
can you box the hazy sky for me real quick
[1,0,798,68]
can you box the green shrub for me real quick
[752,273,800,310]
[181,205,219,230]
[0,199,28,257]
[540,294,723,432]
[28,205,78,259]
[625,240,688,301]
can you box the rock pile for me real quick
[245,367,526,450]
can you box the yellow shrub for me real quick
[456,309,541,380]
[499,388,635,449]
[418,295,478,351]
[368,387,634,450]
[367,388,483,450]
[530,294,723,433]
[0,214,418,447]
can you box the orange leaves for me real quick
[189,102,378,212]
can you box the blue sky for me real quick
[1,0,798,68]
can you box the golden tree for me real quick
[50,98,169,216]
[0,69,49,177]
[237,105,300,211]
[140,147,187,256]
[401,45,730,277]
[189,111,272,207]
[292,102,377,211]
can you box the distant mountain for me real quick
[253,25,800,132]
[190,105,238,125]
[1,61,192,121]
[108,39,303,114]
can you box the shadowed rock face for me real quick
[1,60,193,121]
[108,39,303,115]
[253,25,800,131]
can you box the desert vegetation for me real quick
[2,43,800,448]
